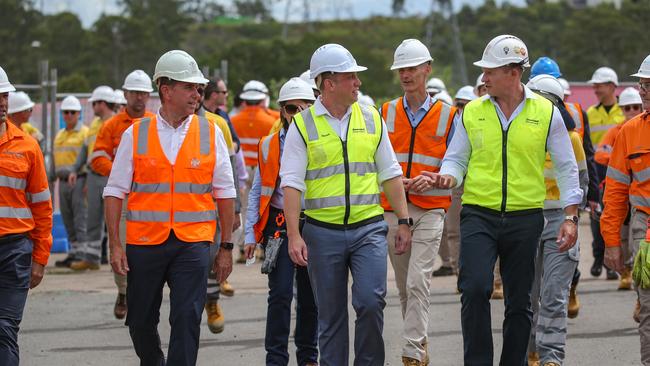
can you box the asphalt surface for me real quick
[20,216,641,365]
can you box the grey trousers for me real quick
[629,209,650,365]
[439,185,462,270]
[78,172,108,263]
[528,209,579,365]
[59,176,87,255]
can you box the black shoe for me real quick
[606,267,619,280]
[433,266,455,277]
[100,256,108,265]
[55,255,76,268]
[590,258,603,277]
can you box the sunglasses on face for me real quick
[623,105,641,112]
[455,102,467,109]
[283,104,302,114]
[62,110,77,115]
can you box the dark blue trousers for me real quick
[125,232,210,366]
[458,206,544,366]
[0,235,32,366]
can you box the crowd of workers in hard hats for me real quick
[0,32,649,366]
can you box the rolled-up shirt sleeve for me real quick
[279,122,308,192]
[212,127,236,199]
[103,126,134,199]
[440,113,471,188]
[547,106,583,207]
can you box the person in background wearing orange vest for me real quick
[379,39,456,366]
[0,66,53,366]
[601,54,650,363]
[243,77,318,366]
[103,50,236,365]
[231,80,277,263]
[7,91,44,148]
[70,70,155,320]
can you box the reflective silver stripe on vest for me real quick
[409,188,451,197]
[260,136,272,163]
[633,167,650,183]
[136,118,151,155]
[240,137,261,145]
[0,175,27,190]
[174,182,211,194]
[131,182,171,193]
[305,162,377,181]
[0,206,33,219]
[395,153,441,167]
[300,109,319,141]
[566,103,582,131]
[385,98,399,133]
[89,149,112,163]
[174,210,217,223]
[304,193,379,210]
[27,189,51,203]
[606,166,631,185]
[261,186,275,197]
[54,146,82,153]
[436,102,452,137]
[631,195,650,208]
[127,210,169,222]
[243,150,258,158]
[198,117,210,155]
[360,105,376,134]
[590,124,618,132]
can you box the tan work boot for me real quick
[634,299,641,323]
[221,280,235,297]
[114,293,127,319]
[205,300,225,334]
[491,281,504,300]
[69,260,100,271]
[422,340,429,365]
[542,362,560,366]
[528,351,540,366]
[402,356,424,366]
[236,248,247,264]
[618,268,633,290]
[568,283,580,319]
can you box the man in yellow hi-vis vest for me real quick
[427,35,582,365]
[281,43,411,366]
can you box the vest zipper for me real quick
[171,165,175,225]
[501,128,509,214]
[404,125,418,203]
[341,139,351,225]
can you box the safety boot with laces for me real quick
[205,300,225,334]
[568,283,580,319]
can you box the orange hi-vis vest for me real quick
[565,102,585,140]
[253,131,281,242]
[231,106,277,166]
[380,97,455,211]
[127,115,217,245]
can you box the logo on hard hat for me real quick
[514,46,527,57]
[503,46,510,55]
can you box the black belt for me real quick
[305,214,384,230]
[463,204,543,217]
[0,234,27,245]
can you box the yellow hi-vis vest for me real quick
[544,130,587,209]
[587,103,624,145]
[294,102,384,225]
[462,94,553,212]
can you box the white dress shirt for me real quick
[280,97,403,192]
[103,109,236,200]
[440,85,583,208]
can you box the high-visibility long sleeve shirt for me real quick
[602,111,650,247]
[594,123,625,166]
[0,121,53,265]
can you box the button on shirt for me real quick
[280,97,403,193]
[103,110,236,200]
[440,85,583,208]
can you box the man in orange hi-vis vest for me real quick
[0,65,53,365]
[380,39,457,366]
[103,50,235,366]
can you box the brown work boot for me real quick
[221,280,235,297]
[114,293,127,319]
[491,281,504,300]
[236,248,247,264]
[634,299,641,323]
[618,267,633,290]
[205,300,225,334]
[422,340,429,365]
[568,283,580,319]
[542,362,560,366]
[402,356,424,366]
[69,260,100,271]
[528,351,540,366]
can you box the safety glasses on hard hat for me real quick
[623,105,642,112]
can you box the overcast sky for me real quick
[38,0,526,28]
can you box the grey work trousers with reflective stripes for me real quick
[58,175,87,254]
[78,171,108,263]
[528,209,579,365]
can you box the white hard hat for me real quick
[60,95,82,111]
[123,69,154,92]
[0,66,16,93]
[588,66,618,85]
[390,39,433,70]
[114,89,127,105]
[558,78,571,96]
[426,77,447,93]
[278,77,316,103]
[88,85,116,103]
[631,54,650,78]
[299,70,318,90]
[619,87,643,106]
[240,80,269,101]
[309,43,367,79]
[433,90,453,105]
[526,74,564,100]
[473,35,530,69]
[454,86,477,102]
[357,91,375,107]
[475,73,485,88]
[153,50,209,85]
[8,91,35,114]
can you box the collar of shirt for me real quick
[313,96,352,123]
[487,84,540,125]
[156,108,192,130]
[403,94,432,118]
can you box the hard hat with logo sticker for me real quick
[474,35,530,69]
[309,43,367,80]
[153,50,209,85]
[390,39,433,70]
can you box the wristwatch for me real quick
[564,215,579,225]
[398,217,414,227]
[220,242,234,250]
